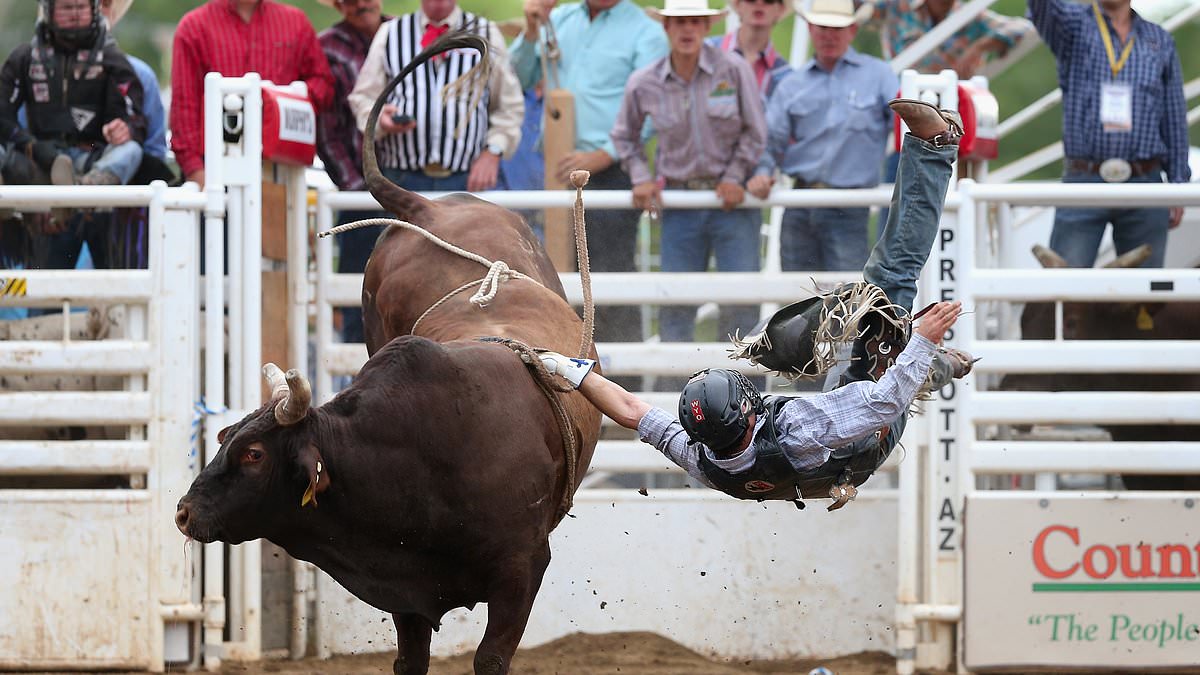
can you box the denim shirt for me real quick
[756,48,898,188]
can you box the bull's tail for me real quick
[363,26,491,221]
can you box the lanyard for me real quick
[1092,1,1134,77]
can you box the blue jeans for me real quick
[381,168,469,193]
[659,206,761,343]
[780,205,870,272]
[67,142,143,184]
[1049,170,1169,268]
[862,134,956,316]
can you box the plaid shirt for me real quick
[1029,0,1191,183]
[637,335,936,488]
[317,18,388,191]
[865,0,1032,74]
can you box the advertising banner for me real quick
[965,492,1200,670]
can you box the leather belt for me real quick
[421,162,454,179]
[664,176,719,190]
[1064,158,1161,180]
[790,177,830,189]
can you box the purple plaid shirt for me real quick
[317,18,389,191]
[637,335,937,487]
[1029,0,1190,183]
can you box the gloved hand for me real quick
[538,351,596,389]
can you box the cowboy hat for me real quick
[795,0,872,28]
[648,0,728,20]
[104,0,133,25]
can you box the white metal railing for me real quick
[0,182,202,671]
[897,179,1200,675]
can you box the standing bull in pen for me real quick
[176,29,601,675]
[1000,244,1200,490]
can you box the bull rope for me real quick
[319,173,598,520]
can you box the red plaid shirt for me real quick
[170,0,335,177]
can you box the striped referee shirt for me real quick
[349,7,523,174]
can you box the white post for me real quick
[315,189,336,404]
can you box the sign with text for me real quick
[965,493,1200,670]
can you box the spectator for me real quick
[316,0,389,345]
[497,83,548,239]
[705,0,791,99]
[1,0,145,193]
[0,0,146,273]
[511,0,668,372]
[1029,0,1189,268]
[171,0,334,187]
[749,0,897,272]
[863,0,1033,78]
[101,0,166,162]
[348,0,523,194]
[611,0,765,389]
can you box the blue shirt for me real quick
[509,0,667,159]
[756,48,897,188]
[498,88,545,191]
[127,55,166,160]
[1028,0,1190,183]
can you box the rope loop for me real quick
[470,260,515,308]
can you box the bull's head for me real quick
[1023,244,1156,339]
[174,364,329,544]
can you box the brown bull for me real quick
[1000,244,1200,490]
[176,29,601,675]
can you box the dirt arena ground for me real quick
[216,632,894,674]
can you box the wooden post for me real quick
[260,177,290,402]
[542,87,576,271]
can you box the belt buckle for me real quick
[1099,158,1132,183]
[422,163,452,179]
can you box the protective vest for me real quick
[697,395,899,501]
[1,40,144,148]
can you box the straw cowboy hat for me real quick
[648,0,728,20]
[795,0,872,28]
[103,0,133,25]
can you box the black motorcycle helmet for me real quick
[37,0,103,51]
[677,369,764,452]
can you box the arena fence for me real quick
[0,183,202,671]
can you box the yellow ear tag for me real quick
[1137,305,1154,331]
[300,461,323,507]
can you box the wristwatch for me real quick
[486,142,504,157]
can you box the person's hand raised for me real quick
[914,301,962,345]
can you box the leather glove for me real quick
[539,351,596,389]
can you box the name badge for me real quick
[1100,82,1132,132]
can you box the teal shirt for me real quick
[509,0,667,159]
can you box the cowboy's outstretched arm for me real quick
[539,354,650,430]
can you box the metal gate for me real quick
[0,183,202,670]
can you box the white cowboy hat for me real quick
[648,0,728,20]
[795,0,872,28]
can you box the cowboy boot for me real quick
[889,98,963,146]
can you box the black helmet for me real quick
[677,369,764,452]
[37,0,103,51]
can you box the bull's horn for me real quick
[274,369,312,427]
[1103,244,1152,269]
[262,363,289,402]
[1032,244,1069,268]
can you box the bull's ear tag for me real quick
[1137,305,1154,331]
[301,460,323,507]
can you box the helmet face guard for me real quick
[677,369,763,452]
[39,0,102,50]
